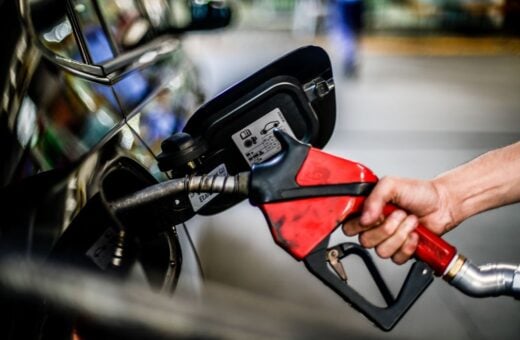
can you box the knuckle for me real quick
[379,176,394,187]
[392,253,409,265]
[342,218,362,236]
[381,221,395,237]
[358,233,372,248]
[398,216,418,240]
[344,228,357,237]
[380,176,401,192]
[372,177,393,196]
[403,236,419,255]
[393,230,408,245]
[408,214,419,224]
[401,242,416,257]
[343,229,354,237]
[377,177,394,193]
[393,209,407,221]
[342,223,354,236]
[377,212,403,237]
[375,245,391,259]
[404,215,419,231]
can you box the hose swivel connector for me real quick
[444,254,520,299]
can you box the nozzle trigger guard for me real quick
[303,238,434,331]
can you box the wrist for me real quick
[430,177,459,233]
[431,143,520,228]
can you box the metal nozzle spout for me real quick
[445,255,520,299]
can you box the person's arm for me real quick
[343,141,520,264]
[434,141,520,228]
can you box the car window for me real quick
[71,0,116,63]
[19,67,124,170]
[40,16,84,63]
[96,0,153,52]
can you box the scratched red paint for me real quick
[261,148,378,260]
[296,148,377,186]
[262,196,365,259]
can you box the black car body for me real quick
[0,1,231,337]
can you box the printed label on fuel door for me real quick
[86,227,118,270]
[231,108,296,166]
[188,163,228,212]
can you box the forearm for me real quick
[433,141,520,229]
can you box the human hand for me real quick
[343,176,454,264]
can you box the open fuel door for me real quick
[157,46,336,214]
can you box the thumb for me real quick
[361,177,399,226]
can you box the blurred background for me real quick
[181,0,520,338]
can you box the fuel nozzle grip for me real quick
[248,131,460,330]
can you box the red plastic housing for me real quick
[260,147,457,276]
[261,148,377,260]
